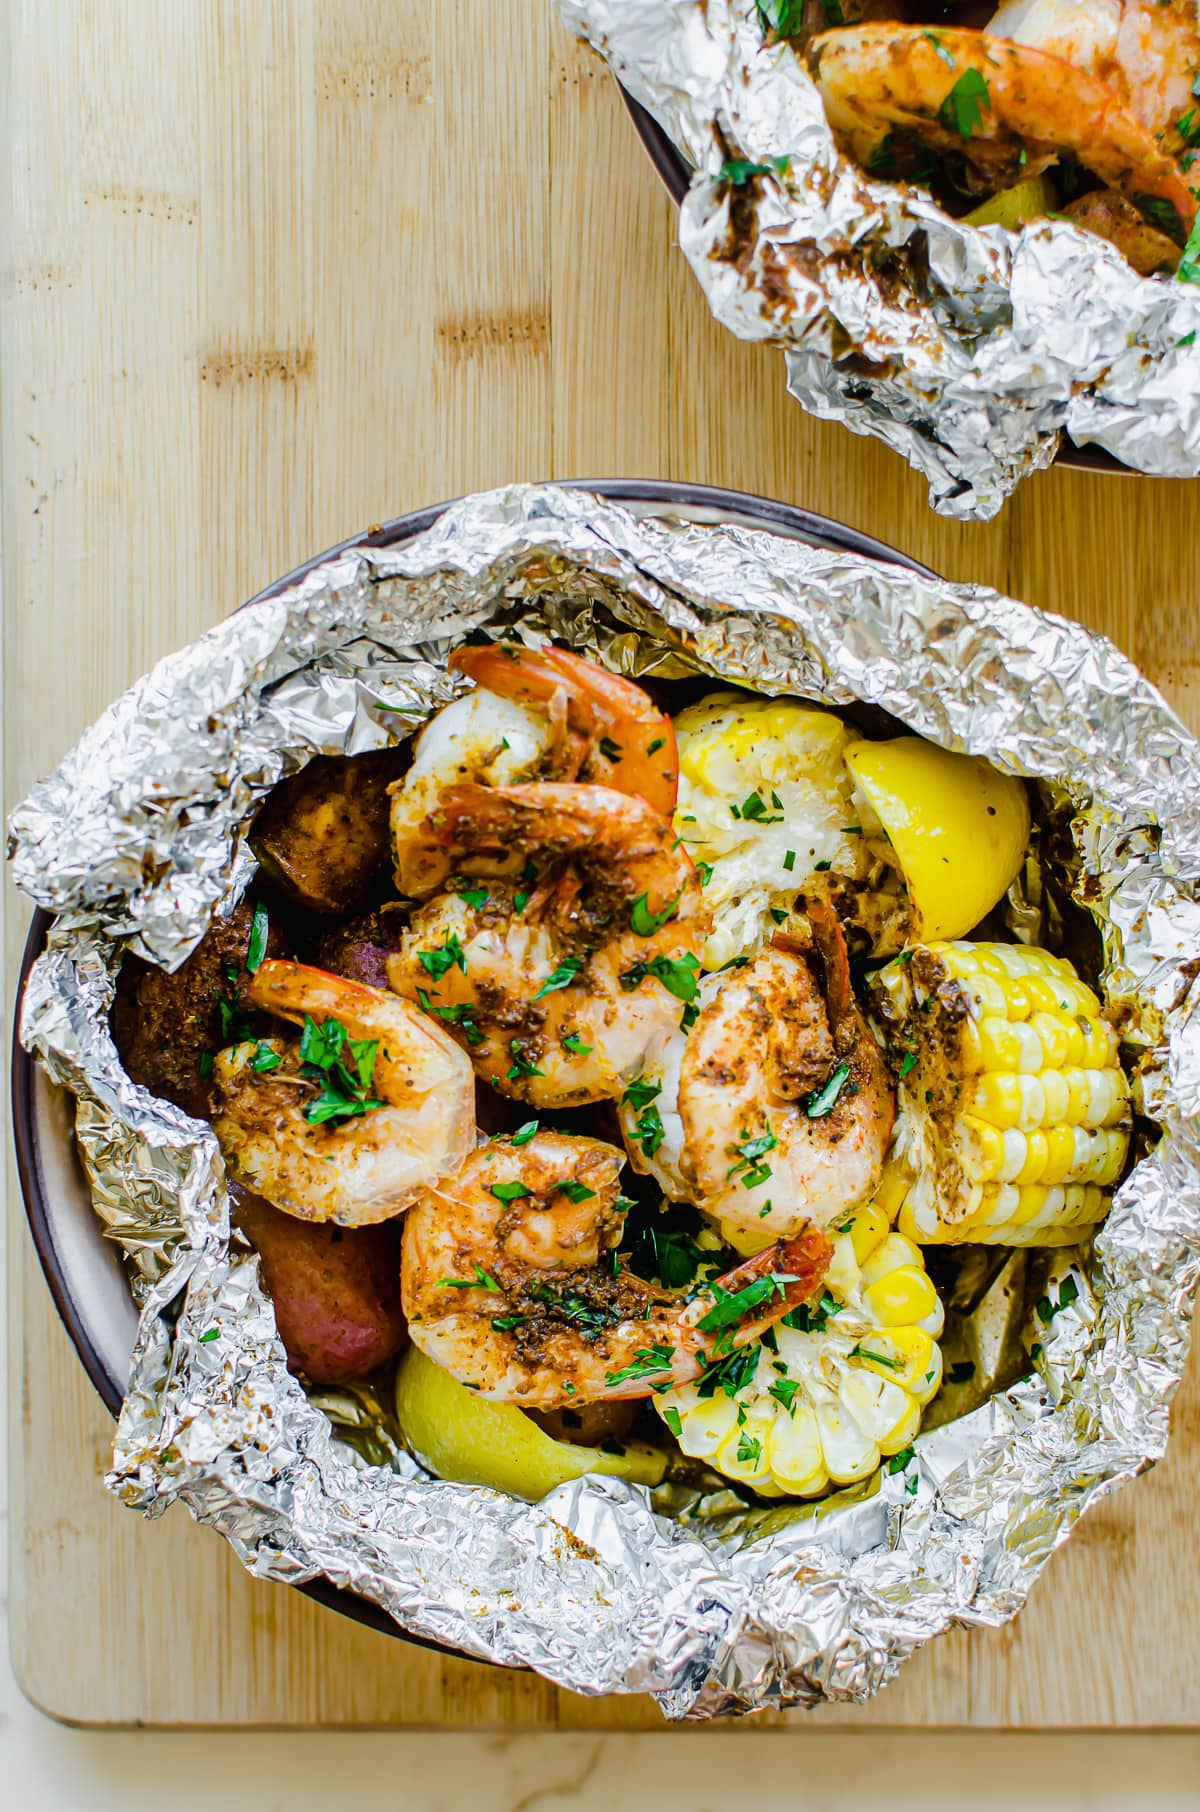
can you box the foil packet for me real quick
[12,482,1200,1717]
[554,0,1200,519]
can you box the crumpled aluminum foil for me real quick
[554,0,1200,519]
[12,482,1200,1718]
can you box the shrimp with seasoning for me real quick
[388,781,707,1108]
[619,905,893,1243]
[391,641,678,896]
[401,1129,833,1408]
[211,960,476,1226]
[808,21,1198,246]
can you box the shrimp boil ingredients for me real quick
[400,1129,834,1409]
[210,960,476,1226]
[984,1,1200,150]
[387,781,707,1108]
[808,22,1197,245]
[619,907,893,1243]
[390,641,678,895]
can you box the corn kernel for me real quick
[959,1114,1008,1181]
[767,1402,828,1495]
[862,1265,941,1331]
[970,1071,1027,1129]
[860,1230,924,1286]
[1041,1069,1070,1125]
[848,1197,892,1262]
[814,1399,878,1484]
[1010,1128,1046,1185]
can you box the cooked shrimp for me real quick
[986,1,1200,151]
[401,1129,833,1407]
[388,782,707,1108]
[620,906,893,1242]
[211,960,476,1226]
[391,641,678,895]
[809,23,1197,242]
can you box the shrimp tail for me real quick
[449,642,679,816]
[719,1224,835,1340]
[804,899,853,1028]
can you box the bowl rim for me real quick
[616,85,1128,478]
[10,475,936,1653]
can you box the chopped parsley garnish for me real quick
[623,1077,666,1156]
[198,1050,214,1079]
[533,956,583,999]
[897,1049,917,1080]
[887,1446,915,1475]
[736,1430,763,1468]
[938,66,990,140]
[417,934,468,982]
[1035,1275,1080,1325]
[438,1265,501,1292]
[620,950,700,1003]
[416,989,484,1045]
[488,1180,531,1203]
[197,1326,220,1344]
[696,1271,793,1334]
[598,734,623,762]
[804,1061,851,1119]
[647,737,665,755]
[726,1125,778,1191]
[696,861,714,888]
[459,886,490,911]
[246,902,269,974]
[783,1291,841,1334]
[250,1041,281,1073]
[623,1205,705,1290]
[1174,210,1200,284]
[562,1032,592,1054]
[630,891,681,937]
[491,1314,525,1332]
[216,991,254,1046]
[297,1015,382,1127]
[732,789,784,824]
[696,1343,759,1401]
[782,849,796,872]
[553,1178,595,1204]
[662,1405,683,1438]
[851,1345,902,1371]
[718,155,790,186]
[506,1039,544,1081]
[509,1119,539,1146]
[767,1376,800,1415]
[604,1344,676,1389]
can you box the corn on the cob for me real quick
[655,1202,944,1497]
[871,941,1130,1247]
[671,692,907,968]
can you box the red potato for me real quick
[110,898,288,1118]
[232,1189,407,1386]
[250,749,408,915]
[312,906,410,990]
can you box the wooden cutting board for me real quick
[5,0,1199,1728]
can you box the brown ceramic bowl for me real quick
[619,87,1126,477]
[12,478,934,1651]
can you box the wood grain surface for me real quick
[4,0,1199,1729]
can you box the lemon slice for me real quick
[845,737,1029,942]
[395,1345,666,1501]
[963,174,1054,232]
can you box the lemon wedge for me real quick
[963,174,1054,232]
[395,1345,666,1501]
[844,737,1029,942]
